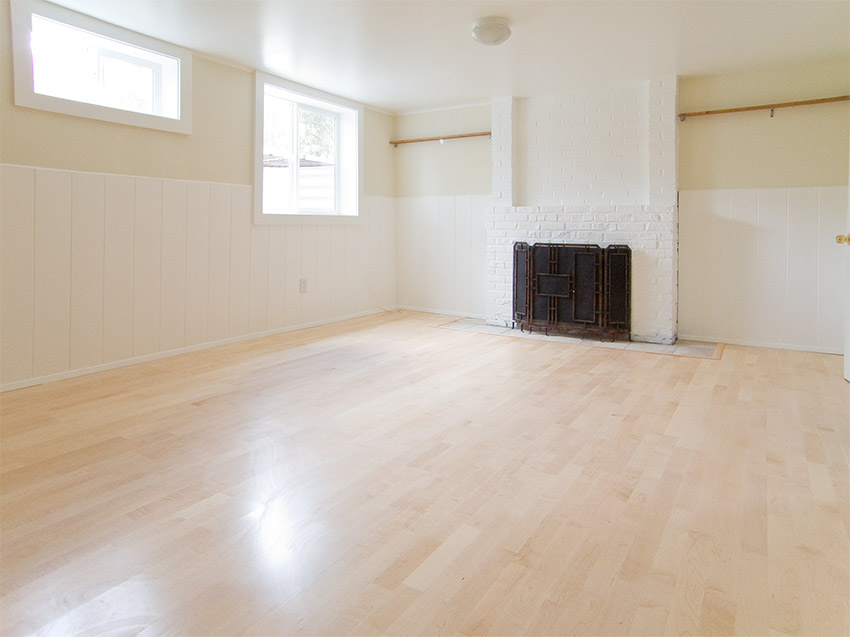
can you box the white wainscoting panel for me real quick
[330,225,346,318]
[70,172,105,370]
[396,195,488,318]
[133,177,163,358]
[185,181,211,347]
[248,223,270,334]
[344,224,358,316]
[103,175,135,364]
[207,183,232,343]
[284,225,303,326]
[160,180,189,352]
[1,165,35,384]
[679,187,847,353]
[33,169,72,377]
[266,225,287,329]
[315,226,332,322]
[229,185,252,339]
[0,164,398,390]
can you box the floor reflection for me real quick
[250,498,293,565]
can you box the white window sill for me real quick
[253,212,363,226]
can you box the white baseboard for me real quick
[677,334,843,356]
[396,305,486,320]
[0,308,393,392]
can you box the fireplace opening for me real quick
[513,242,631,341]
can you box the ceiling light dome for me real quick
[472,16,511,46]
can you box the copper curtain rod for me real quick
[678,95,849,121]
[389,131,491,147]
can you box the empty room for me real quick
[1,0,849,635]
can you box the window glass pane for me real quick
[99,53,156,114]
[30,13,179,119]
[298,108,335,164]
[263,90,295,214]
[264,92,294,158]
[31,14,97,103]
[297,108,336,211]
[262,166,291,214]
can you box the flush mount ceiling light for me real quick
[472,16,511,46]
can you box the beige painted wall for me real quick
[678,56,850,189]
[363,108,395,197]
[0,0,394,194]
[393,104,491,197]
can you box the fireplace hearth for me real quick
[513,242,631,341]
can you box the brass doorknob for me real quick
[837,234,849,244]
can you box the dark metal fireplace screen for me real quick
[513,242,631,340]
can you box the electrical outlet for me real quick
[299,278,307,293]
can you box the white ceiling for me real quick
[47,0,850,114]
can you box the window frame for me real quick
[10,0,192,134]
[254,71,363,224]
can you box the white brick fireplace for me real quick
[486,79,679,343]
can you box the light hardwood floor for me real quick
[1,310,848,636]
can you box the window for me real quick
[10,0,191,134]
[255,73,361,221]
